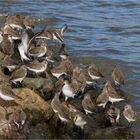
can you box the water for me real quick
[0,0,140,138]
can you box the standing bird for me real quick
[82,93,96,114]
[0,83,21,112]
[106,105,120,124]
[123,104,137,128]
[51,92,61,113]
[10,65,27,84]
[74,113,87,130]
[26,60,48,75]
[36,24,68,43]
[5,14,24,30]
[2,24,21,40]
[9,106,26,131]
[23,15,34,29]
[106,81,125,104]
[0,34,14,55]
[18,31,30,61]
[112,66,124,89]
[1,55,18,71]
[96,81,110,108]
[62,79,75,101]
[57,102,71,123]
[58,43,69,60]
[28,41,47,58]
[88,64,104,81]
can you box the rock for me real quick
[0,88,54,139]
[22,77,54,100]
[13,88,54,120]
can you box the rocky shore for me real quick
[0,14,136,139]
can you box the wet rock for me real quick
[0,88,54,139]
[22,77,54,100]
[13,88,54,120]
[89,127,134,139]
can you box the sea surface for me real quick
[0,0,140,138]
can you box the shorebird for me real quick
[2,24,21,40]
[36,24,68,43]
[74,113,87,129]
[50,60,67,79]
[57,102,71,123]
[112,66,124,89]
[45,48,57,63]
[82,68,97,87]
[23,15,34,29]
[6,14,24,30]
[52,74,65,93]
[96,81,109,108]
[1,55,18,71]
[0,34,14,55]
[18,31,30,61]
[58,43,69,60]
[10,65,27,84]
[9,106,26,130]
[62,79,75,101]
[106,105,120,124]
[123,104,137,127]
[71,68,87,95]
[51,92,61,113]
[26,60,48,74]
[87,64,104,81]
[106,81,125,104]
[28,41,47,58]
[0,83,21,111]
[82,93,96,114]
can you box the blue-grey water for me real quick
[0,0,140,138]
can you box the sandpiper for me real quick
[36,24,68,43]
[74,113,87,129]
[0,34,14,55]
[6,14,24,30]
[106,81,125,104]
[96,81,110,108]
[0,83,21,110]
[10,65,27,84]
[123,104,137,127]
[0,84,21,101]
[51,60,67,79]
[62,79,75,101]
[1,55,18,71]
[57,102,71,123]
[9,106,26,130]
[88,64,104,81]
[59,43,69,60]
[63,58,74,76]
[45,48,57,63]
[72,66,82,81]
[26,60,48,74]
[52,74,65,93]
[2,24,21,40]
[51,92,61,113]
[106,105,120,124]
[23,15,34,29]
[112,66,124,89]
[18,31,31,61]
[82,93,96,114]
[71,69,86,95]
[82,68,96,87]
[28,41,47,58]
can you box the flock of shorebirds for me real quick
[0,14,137,135]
